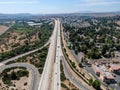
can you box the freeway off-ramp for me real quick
[1,40,50,65]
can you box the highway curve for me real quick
[0,63,39,90]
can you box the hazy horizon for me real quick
[0,0,120,14]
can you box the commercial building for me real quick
[92,63,115,84]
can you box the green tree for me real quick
[101,44,108,55]
[79,63,83,68]
[11,71,18,80]
[88,78,93,86]
[92,80,101,90]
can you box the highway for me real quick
[0,63,39,90]
[0,18,93,90]
[53,19,61,90]
[0,19,58,90]
[38,19,58,90]
[38,19,92,90]
[52,19,91,90]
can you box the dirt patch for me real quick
[63,79,79,90]
[117,21,120,25]
[0,69,32,90]
[0,25,9,35]
[0,31,39,53]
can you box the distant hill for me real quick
[43,11,120,17]
[66,11,120,17]
[0,13,45,20]
[0,13,33,17]
[0,11,120,19]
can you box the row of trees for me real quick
[88,78,101,90]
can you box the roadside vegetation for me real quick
[0,20,53,61]
[60,60,79,90]
[6,46,48,74]
[88,78,101,90]
[0,67,29,86]
[60,60,66,82]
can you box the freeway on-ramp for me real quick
[0,63,39,90]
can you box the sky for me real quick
[0,0,120,14]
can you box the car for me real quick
[72,77,74,80]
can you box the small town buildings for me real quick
[109,64,120,74]
[92,63,115,84]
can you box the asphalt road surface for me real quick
[61,56,91,90]
[0,18,94,90]
[1,40,50,65]
[53,19,61,90]
[0,63,39,90]
[38,19,58,90]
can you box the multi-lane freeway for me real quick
[53,19,61,90]
[0,19,93,90]
[38,19,58,90]
[38,19,62,90]
[38,19,92,90]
